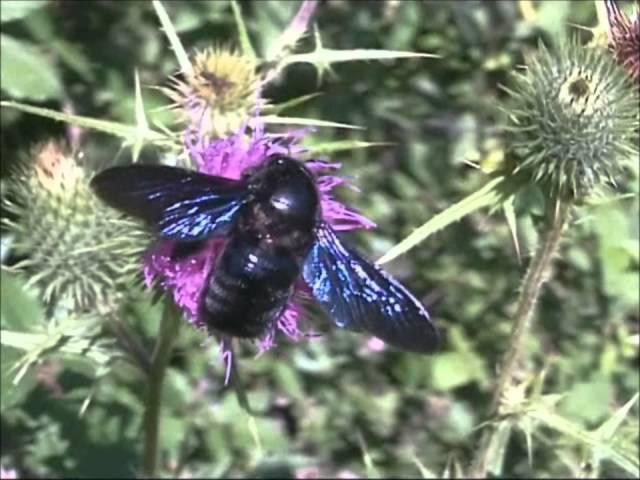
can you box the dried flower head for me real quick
[164,46,261,140]
[2,141,149,313]
[143,123,375,381]
[501,40,639,200]
[605,0,640,84]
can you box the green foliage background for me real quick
[1,1,638,478]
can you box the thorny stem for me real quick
[469,199,572,477]
[142,299,181,478]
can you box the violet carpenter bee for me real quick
[90,156,440,353]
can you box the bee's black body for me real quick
[90,155,440,353]
[202,157,319,338]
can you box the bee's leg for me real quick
[170,240,208,260]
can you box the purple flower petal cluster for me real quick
[144,121,375,380]
[605,0,640,84]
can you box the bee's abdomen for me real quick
[199,237,300,338]
[202,267,244,320]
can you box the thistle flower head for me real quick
[2,141,149,313]
[144,122,375,366]
[164,46,261,140]
[605,0,640,84]
[502,40,639,200]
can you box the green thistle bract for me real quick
[2,141,150,313]
[502,40,639,200]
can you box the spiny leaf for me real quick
[358,431,381,478]
[484,421,512,475]
[442,455,465,479]
[0,101,174,148]
[230,0,256,60]
[377,176,512,264]
[260,114,363,130]
[307,25,336,86]
[519,415,535,468]
[595,393,639,440]
[410,454,438,479]
[1,314,116,385]
[2,330,62,384]
[589,393,640,477]
[133,69,150,163]
[262,92,322,114]
[527,407,640,477]
[304,140,392,155]
[152,0,191,75]
[266,0,318,62]
[281,47,439,69]
[503,195,521,262]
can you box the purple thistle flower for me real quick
[144,121,375,382]
[605,0,640,84]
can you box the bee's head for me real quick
[247,156,321,229]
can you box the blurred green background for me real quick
[1,1,638,478]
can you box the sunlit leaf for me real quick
[281,47,439,68]
[260,114,363,130]
[378,176,512,264]
[0,34,62,101]
[1,0,48,23]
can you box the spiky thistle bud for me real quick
[163,46,261,141]
[2,141,149,313]
[501,40,639,200]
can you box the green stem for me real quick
[469,199,572,477]
[142,300,181,478]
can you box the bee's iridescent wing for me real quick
[303,223,440,353]
[90,165,247,241]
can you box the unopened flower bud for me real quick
[501,41,639,200]
[3,141,149,313]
